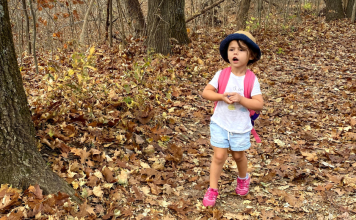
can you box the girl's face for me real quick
[227,40,253,69]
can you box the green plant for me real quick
[303,3,312,11]
[245,17,260,32]
[277,48,284,54]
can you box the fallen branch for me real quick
[186,0,225,23]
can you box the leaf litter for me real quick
[1,15,356,219]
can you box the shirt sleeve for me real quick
[251,77,262,97]
[208,70,222,89]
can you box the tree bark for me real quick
[346,0,356,18]
[123,0,146,37]
[351,0,356,22]
[146,0,170,55]
[323,0,344,21]
[105,0,110,42]
[79,0,96,46]
[21,0,31,54]
[236,0,251,30]
[28,0,38,75]
[116,0,127,45]
[167,0,190,44]
[0,0,80,203]
[109,0,113,47]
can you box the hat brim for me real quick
[219,33,261,64]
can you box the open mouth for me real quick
[232,57,239,61]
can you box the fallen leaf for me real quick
[93,186,104,198]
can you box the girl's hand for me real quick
[225,92,242,103]
[222,93,233,104]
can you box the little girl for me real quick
[201,31,263,207]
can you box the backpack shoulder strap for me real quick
[217,67,231,94]
[214,67,231,110]
[243,69,255,99]
[244,69,262,143]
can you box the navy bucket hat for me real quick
[219,31,261,64]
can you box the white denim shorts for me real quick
[210,121,251,151]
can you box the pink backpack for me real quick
[214,67,261,143]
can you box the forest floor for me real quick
[1,14,356,220]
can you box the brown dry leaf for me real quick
[314,185,326,191]
[327,174,343,183]
[344,132,356,140]
[93,186,104,198]
[213,208,224,219]
[148,183,162,195]
[34,185,43,200]
[301,151,318,162]
[87,175,99,187]
[260,170,276,182]
[350,118,356,127]
[162,184,173,195]
[261,209,274,220]
[132,186,143,201]
[86,205,96,216]
[71,148,91,164]
[102,167,116,183]
[135,134,145,144]
[343,176,356,186]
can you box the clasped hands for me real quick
[222,92,242,104]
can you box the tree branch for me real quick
[186,0,225,23]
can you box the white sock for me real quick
[238,173,249,180]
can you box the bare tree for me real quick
[351,0,356,22]
[123,0,146,37]
[0,0,79,203]
[109,0,113,46]
[79,0,96,46]
[323,0,344,21]
[28,0,38,75]
[116,0,128,45]
[21,0,31,53]
[236,0,251,30]
[347,0,356,18]
[105,0,111,42]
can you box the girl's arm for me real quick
[225,92,263,111]
[202,84,232,104]
[239,94,264,111]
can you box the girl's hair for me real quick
[236,40,258,65]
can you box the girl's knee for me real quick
[213,153,227,164]
[232,152,245,162]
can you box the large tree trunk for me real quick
[116,0,128,45]
[346,0,356,18]
[167,0,190,44]
[146,0,170,55]
[0,0,79,203]
[236,0,251,30]
[21,0,31,54]
[123,0,146,37]
[324,0,344,21]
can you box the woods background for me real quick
[1,0,356,219]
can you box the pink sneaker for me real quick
[202,188,219,207]
[235,175,251,196]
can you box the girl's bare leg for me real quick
[231,151,247,178]
[209,147,228,189]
